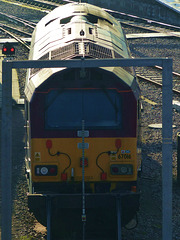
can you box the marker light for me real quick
[111,167,118,173]
[61,173,67,181]
[49,167,56,174]
[115,139,121,149]
[101,172,107,180]
[46,139,52,149]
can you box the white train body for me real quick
[25,2,134,101]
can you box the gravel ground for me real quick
[0,1,180,239]
[121,28,180,239]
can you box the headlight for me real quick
[110,164,133,175]
[40,167,48,175]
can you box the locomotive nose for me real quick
[70,15,88,36]
[70,15,88,23]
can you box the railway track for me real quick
[0,11,35,50]
[0,23,32,37]
[0,25,31,50]
[135,66,180,93]
[0,11,36,29]
[4,0,180,32]
[120,20,180,39]
[6,0,60,11]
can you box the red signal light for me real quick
[10,47,15,53]
[2,42,15,56]
[3,47,7,53]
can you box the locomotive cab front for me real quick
[26,67,140,228]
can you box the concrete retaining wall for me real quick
[87,0,180,26]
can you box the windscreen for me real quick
[45,89,122,129]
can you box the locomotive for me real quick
[24,2,141,237]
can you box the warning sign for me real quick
[35,152,41,162]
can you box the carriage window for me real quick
[45,89,122,129]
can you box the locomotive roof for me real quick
[25,3,140,101]
[40,3,118,28]
[31,2,123,48]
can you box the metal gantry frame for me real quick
[1,58,173,240]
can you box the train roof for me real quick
[30,2,124,54]
[38,3,119,29]
[25,3,140,101]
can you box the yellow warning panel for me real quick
[35,152,41,162]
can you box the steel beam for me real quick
[162,58,173,240]
[11,58,165,69]
[1,60,13,240]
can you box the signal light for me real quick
[3,47,7,53]
[2,42,15,56]
[10,47,15,53]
